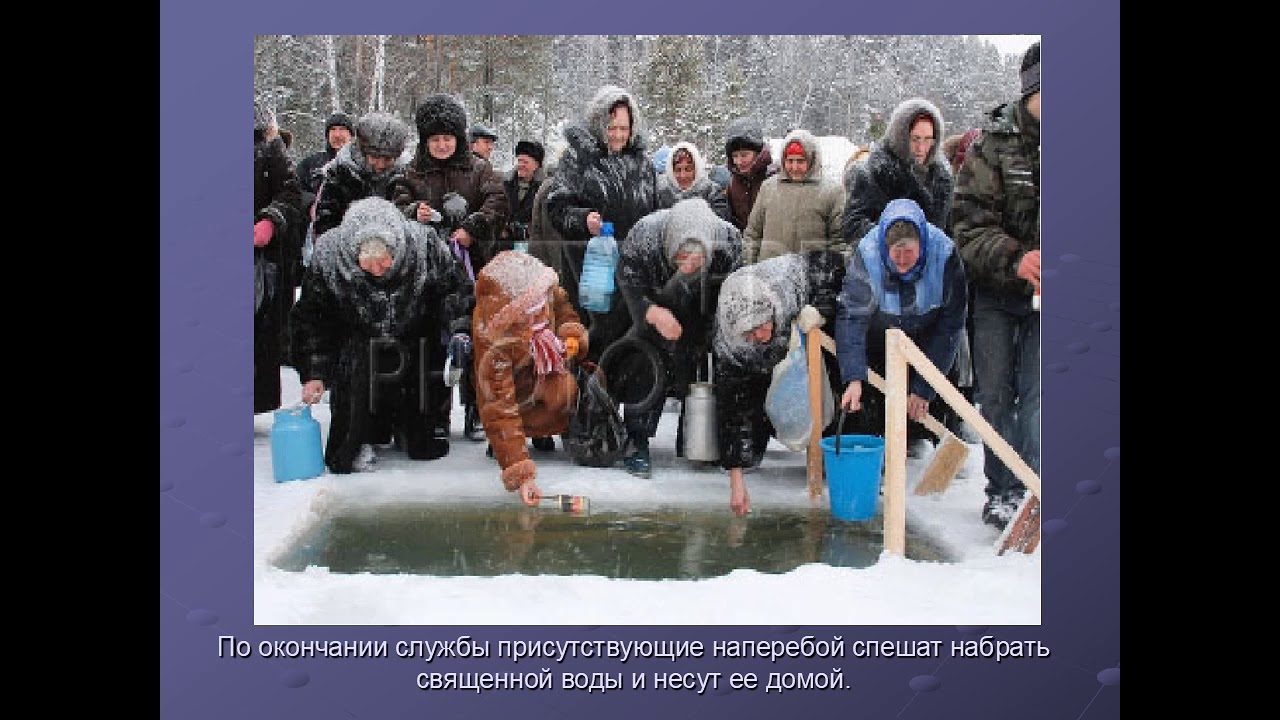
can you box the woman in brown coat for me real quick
[473,252,588,505]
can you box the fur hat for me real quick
[1020,41,1041,98]
[514,139,545,165]
[416,94,469,144]
[325,112,355,136]
[468,124,498,143]
[724,117,765,155]
[253,99,275,133]
[354,112,410,157]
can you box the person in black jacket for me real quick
[291,198,473,473]
[312,112,411,238]
[712,251,845,516]
[543,85,658,357]
[501,139,546,252]
[254,99,305,413]
[610,198,742,478]
[295,112,355,213]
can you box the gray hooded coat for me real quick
[741,128,846,264]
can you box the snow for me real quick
[255,367,1039,625]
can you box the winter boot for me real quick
[463,404,483,441]
[353,444,378,473]
[531,436,555,452]
[623,434,651,479]
[981,491,1022,531]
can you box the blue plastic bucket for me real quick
[820,434,885,521]
[270,405,326,482]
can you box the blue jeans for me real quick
[971,289,1040,499]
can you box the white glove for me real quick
[795,305,824,333]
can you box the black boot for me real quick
[531,436,555,452]
[623,434,651,478]
[463,405,483,441]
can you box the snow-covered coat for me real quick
[655,142,731,222]
[834,198,968,402]
[712,251,846,469]
[614,198,742,423]
[723,117,777,231]
[290,198,473,473]
[741,128,847,264]
[842,97,953,244]
[254,134,305,413]
[543,85,659,300]
[471,251,587,491]
[312,115,412,238]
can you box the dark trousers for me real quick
[971,289,1041,499]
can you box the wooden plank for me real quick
[890,330,1041,499]
[883,331,908,556]
[806,327,825,500]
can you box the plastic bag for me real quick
[764,325,834,451]
[563,361,627,467]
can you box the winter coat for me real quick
[951,100,1040,300]
[312,141,410,238]
[842,97,953,245]
[741,129,847,264]
[296,145,338,213]
[723,118,776,231]
[834,198,968,402]
[615,198,743,408]
[543,85,659,296]
[290,198,473,472]
[712,251,846,469]
[503,165,546,242]
[390,151,510,279]
[526,179,567,293]
[254,135,305,413]
[655,142,731,222]
[472,252,587,491]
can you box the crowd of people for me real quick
[252,41,1042,530]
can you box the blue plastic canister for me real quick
[270,405,325,482]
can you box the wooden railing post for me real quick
[883,330,908,556]
[806,328,825,500]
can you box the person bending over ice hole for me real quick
[291,197,473,473]
[472,252,588,506]
[713,251,846,516]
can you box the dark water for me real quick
[273,505,952,578]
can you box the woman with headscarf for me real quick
[712,250,846,516]
[655,141,730,221]
[291,198,473,473]
[471,251,588,504]
[543,85,658,357]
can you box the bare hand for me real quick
[518,480,543,508]
[586,212,603,236]
[906,393,930,421]
[645,305,683,341]
[841,380,862,412]
[1017,250,1041,293]
[302,379,325,405]
[452,228,473,248]
[729,469,751,517]
[415,203,435,223]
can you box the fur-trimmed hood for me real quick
[777,128,824,182]
[578,85,648,155]
[884,97,946,168]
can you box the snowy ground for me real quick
[254,367,1039,625]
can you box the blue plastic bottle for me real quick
[271,405,326,482]
[579,221,619,313]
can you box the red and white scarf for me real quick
[526,298,566,377]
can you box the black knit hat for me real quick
[325,112,355,135]
[514,139,545,165]
[468,124,498,143]
[1020,41,1041,99]
[415,94,469,143]
[724,117,765,156]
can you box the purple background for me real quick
[160,3,1119,717]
